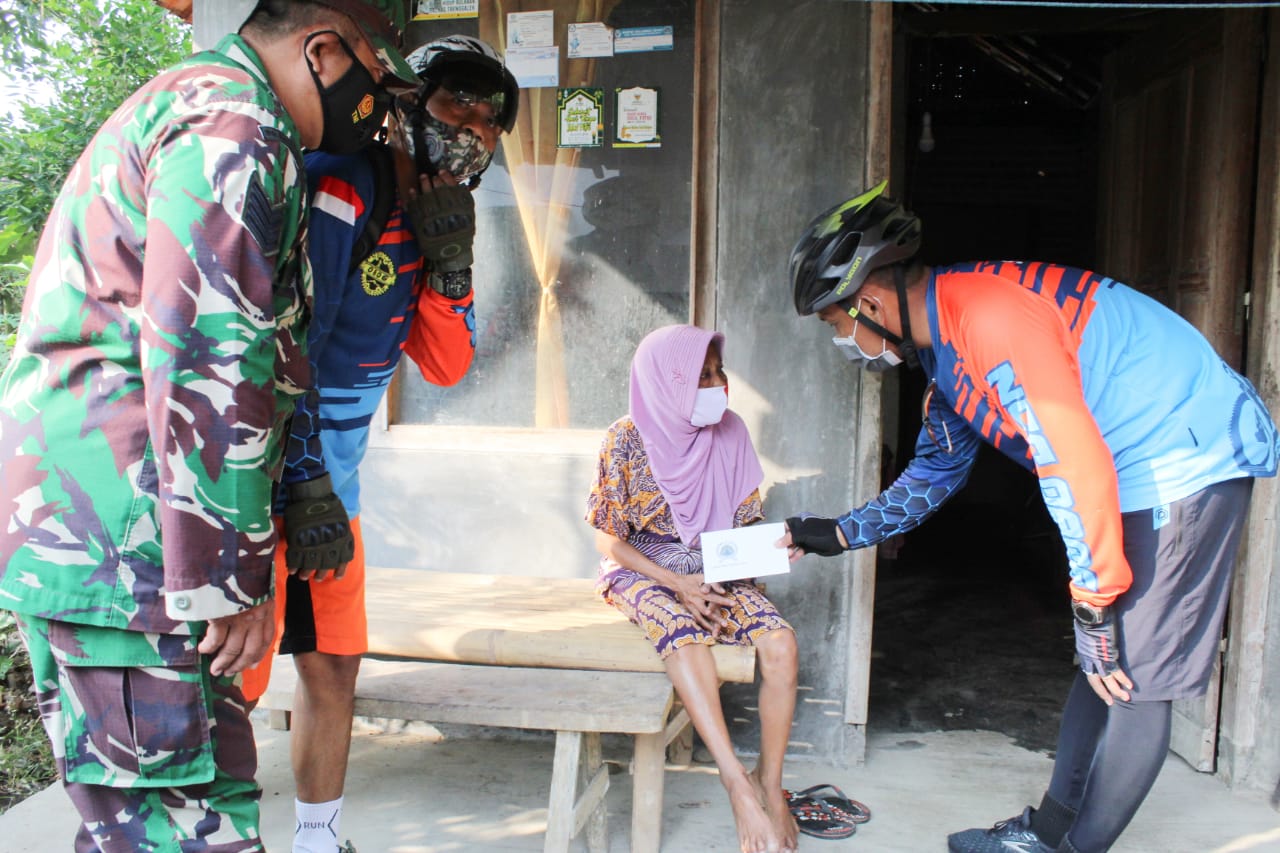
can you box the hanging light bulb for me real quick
[918,111,936,153]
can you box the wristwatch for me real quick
[431,269,472,300]
[1071,599,1110,627]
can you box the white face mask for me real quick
[690,386,728,427]
[832,334,903,373]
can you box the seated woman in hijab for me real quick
[585,324,799,853]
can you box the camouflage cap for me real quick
[312,0,421,92]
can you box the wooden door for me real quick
[1096,10,1264,770]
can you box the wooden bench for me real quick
[361,569,756,682]
[258,568,757,853]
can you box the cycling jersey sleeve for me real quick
[303,156,368,367]
[403,283,477,386]
[280,152,372,488]
[837,401,980,548]
[281,386,325,487]
[948,280,1130,606]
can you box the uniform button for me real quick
[172,594,191,611]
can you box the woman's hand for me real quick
[671,573,735,637]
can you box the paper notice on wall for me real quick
[558,87,604,148]
[614,86,660,148]
[614,25,673,53]
[508,10,555,49]
[413,0,478,19]
[507,45,559,88]
[568,22,614,58]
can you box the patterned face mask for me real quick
[408,110,494,184]
[305,31,391,156]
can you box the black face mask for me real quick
[305,31,391,155]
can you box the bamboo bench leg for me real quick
[583,732,608,853]
[546,731,610,853]
[545,732,581,853]
[664,704,694,766]
[630,731,665,853]
[267,709,292,731]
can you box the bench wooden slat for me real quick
[260,659,675,734]
[365,568,757,683]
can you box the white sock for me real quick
[293,796,344,853]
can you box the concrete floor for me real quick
[5,714,1280,852]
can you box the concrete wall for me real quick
[712,0,872,763]
[361,427,602,576]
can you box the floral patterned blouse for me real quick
[585,417,764,576]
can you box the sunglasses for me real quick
[445,86,505,117]
[921,379,954,454]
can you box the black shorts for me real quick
[1116,478,1252,700]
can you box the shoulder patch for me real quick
[314,176,366,227]
[243,171,281,258]
[360,250,396,296]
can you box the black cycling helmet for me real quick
[406,35,520,133]
[789,180,922,316]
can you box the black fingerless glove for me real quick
[282,474,355,574]
[785,514,848,557]
[408,182,476,273]
[1072,604,1121,676]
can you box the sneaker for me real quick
[947,807,1053,853]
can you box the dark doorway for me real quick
[867,5,1158,752]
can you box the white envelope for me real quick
[701,522,790,584]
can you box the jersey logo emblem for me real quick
[360,250,395,296]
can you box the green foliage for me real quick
[0,258,28,375]
[0,0,192,243]
[0,0,190,369]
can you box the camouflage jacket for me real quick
[0,35,312,633]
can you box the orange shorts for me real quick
[240,515,368,703]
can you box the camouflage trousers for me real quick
[17,616,264,852]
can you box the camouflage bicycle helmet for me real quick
[789,181,922,316]
[406,35,519,133]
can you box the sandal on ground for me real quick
[783,789,858,840]
[792,783,872,824]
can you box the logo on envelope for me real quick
[716,542,738,561]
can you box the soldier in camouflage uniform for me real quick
[0,2,418,850]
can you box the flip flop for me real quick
[792,783,872,824]
[783,789,857,840]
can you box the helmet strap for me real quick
[893,264,921,371]
[849,265,920,371]
[398,91,441,180]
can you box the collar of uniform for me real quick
[208,33,302,145]
[214,33,272,90]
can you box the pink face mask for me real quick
[690,385,729,427]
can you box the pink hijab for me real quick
[629,324,765,547]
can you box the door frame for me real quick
[1220,9,1280,790]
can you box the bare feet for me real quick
[750,767,798,853]
[725,773,784,853]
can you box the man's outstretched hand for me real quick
[780,515,849,558]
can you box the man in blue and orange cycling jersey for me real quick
[239,35,518,853]
[779,182,1279,853]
